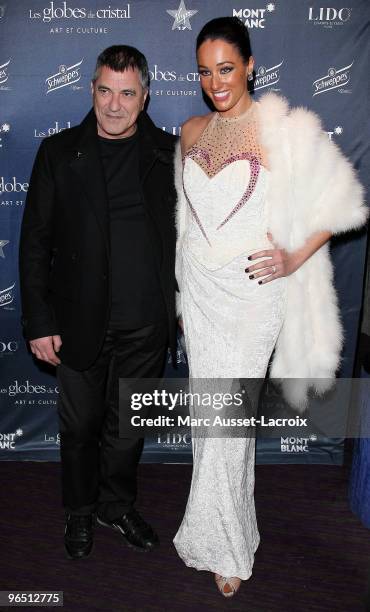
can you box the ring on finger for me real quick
[271,265,277,274]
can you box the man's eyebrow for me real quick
[97,85,137,93]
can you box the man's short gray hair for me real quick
[92,45,149,89]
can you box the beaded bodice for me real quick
[184,100,266,177]
[182,101,271,267]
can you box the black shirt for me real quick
[98,129,165,328]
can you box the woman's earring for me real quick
[247,72,253,82]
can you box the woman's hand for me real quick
[245,230,331,285]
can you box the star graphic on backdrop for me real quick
[0,239,9,258]
[0,123,10,132]
[167,0,198,30]
[16,429,23,437]
[334,126,343,135]
[266,2,276,11]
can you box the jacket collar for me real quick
[70,107,173,154]
[70,108,173,178]
[68,109,110,253]
[136,109,173,181]
[68,108,172,255]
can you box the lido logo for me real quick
[308,7,351,26]
[46,60,83,93]
[313,61,353,96]
[157,433,191,445]
[0,340,18,353]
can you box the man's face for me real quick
[91,65,148,139]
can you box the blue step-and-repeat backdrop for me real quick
[0,1,369,464]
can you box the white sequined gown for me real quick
[173,102,287,580]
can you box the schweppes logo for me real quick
[313,61,353,96]
[46,59,83,94]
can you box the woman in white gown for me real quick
[173,17,367,597]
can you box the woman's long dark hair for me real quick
[196,17,252,64]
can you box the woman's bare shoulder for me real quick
[180,113,214,154]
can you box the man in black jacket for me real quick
[19,46,177,559]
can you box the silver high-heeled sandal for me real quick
[214,574,242,597]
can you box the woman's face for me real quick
[197,38,253,117]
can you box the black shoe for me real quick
[97,508,159,552]
[64,513,94,560]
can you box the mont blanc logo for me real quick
[29,2,131,22]
[0,339,18,354]
[0,177,29,193]
[308,7,351,27]
[313,61,353,96]
[281,436,312,453]
[326,125,343,140]
[46,59,83,94]
[166,0,198,30]
[254,60,283,91]
[0,282,15,308]
[0,59,10,85]
[0,429,23,450]
[233,3,276,28]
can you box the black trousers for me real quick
[56,321,168,521]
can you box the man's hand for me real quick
[29,335,62,366]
